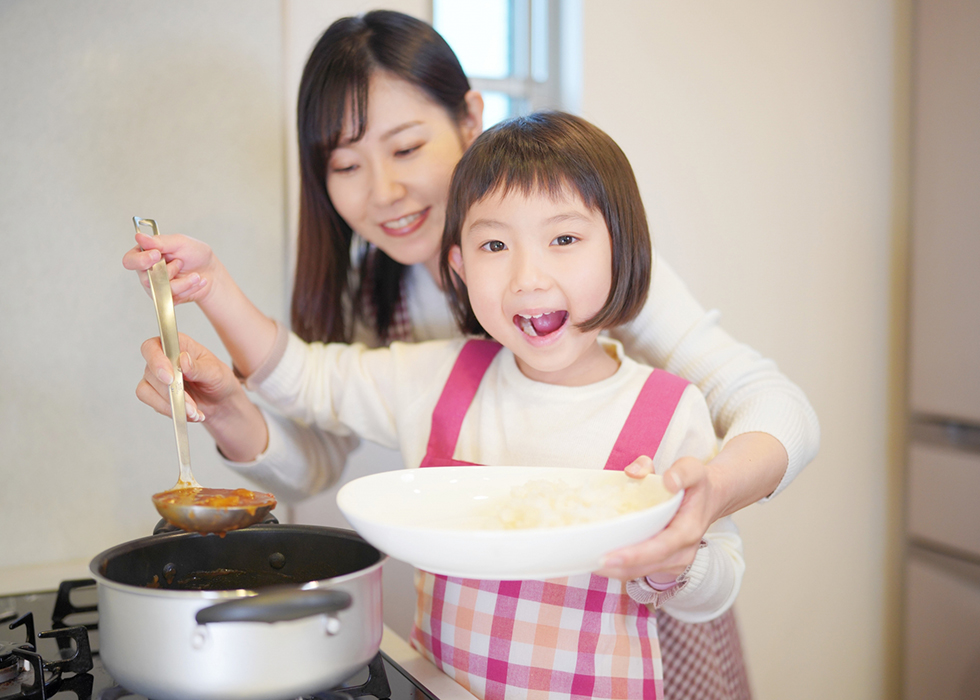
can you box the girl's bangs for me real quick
[470,158,603,215]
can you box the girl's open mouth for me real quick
[514,310,569,337]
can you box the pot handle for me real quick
[195,588,352,625]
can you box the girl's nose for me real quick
[510,249,550,294]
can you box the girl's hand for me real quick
[136,333,270,462]
[596,456,712,582]
[122,232,217,305]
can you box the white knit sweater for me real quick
[225,252,819,505]
[251,334,743,622]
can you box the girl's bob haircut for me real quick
[440,111,652,336]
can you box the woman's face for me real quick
[326,72,482,276]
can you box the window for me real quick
[433,0,580,127]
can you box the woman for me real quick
[125,11,818,699]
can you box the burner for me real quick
[0,640,28,684]
[0,610,93,700]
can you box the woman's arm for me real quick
[137,332,357,500]
[610,253,819,507]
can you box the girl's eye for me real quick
[330,163,357,174]
[481,240,507,253]
[552,234,578,246]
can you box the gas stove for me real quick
[0,579,446,700]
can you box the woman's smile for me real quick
[381,207,430,236]
[326,72,481,270]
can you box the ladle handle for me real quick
[134,217,197,489]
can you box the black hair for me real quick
[440,111,651,336]
[292,10,471,343]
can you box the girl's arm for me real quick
[124,232,279,375]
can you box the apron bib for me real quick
[410,340,703,700]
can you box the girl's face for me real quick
[449,187,618,387]
[326,71,483,279]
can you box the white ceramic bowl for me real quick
[336,466,683,580]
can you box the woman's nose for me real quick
[370,161,406,206]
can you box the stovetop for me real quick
[0,580,435,700]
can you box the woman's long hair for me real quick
[293,10,471,343]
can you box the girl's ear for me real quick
[459,91,484,149]
[448,245,466,284]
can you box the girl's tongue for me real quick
[515,311,568,337]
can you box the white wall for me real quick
[577,2,907,699]
[0,0,286,584]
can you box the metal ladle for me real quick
[135,217,275,534]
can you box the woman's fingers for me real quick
[597,456,714,581]
[597,529,699,581]
[623,455,655,479]
[138,338,204,421]
[661,455,708,493]
[136,377,174,417]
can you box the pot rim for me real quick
[89,523,386,600]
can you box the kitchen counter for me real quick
[381,625,479,700]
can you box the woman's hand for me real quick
[137,332,270,462]
[122,232,218,305]
[596,455,714,583]
[596,432,786,582]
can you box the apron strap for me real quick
[604,369,691,471]
[421,339,503,467]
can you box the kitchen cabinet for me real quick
[904,0,980,698]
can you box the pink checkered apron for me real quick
[408,339,748,700]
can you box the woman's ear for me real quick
[448,245,466,284]
[459,90,484,148]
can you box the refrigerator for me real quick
[903,1,980,698]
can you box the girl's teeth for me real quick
[516,310,568,336]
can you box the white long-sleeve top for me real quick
[252,333,744,622]
[225,251,819,506]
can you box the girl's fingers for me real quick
[122,248,162,274]
[169,273,207,300]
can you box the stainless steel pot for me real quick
[89,524,386,700]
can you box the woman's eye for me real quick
[330,163,357,174]
[481,240,507,253]
[395,144,423,157]
[552,234,578,246]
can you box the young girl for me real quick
[125,10,816,697]
[141,111,745,700]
